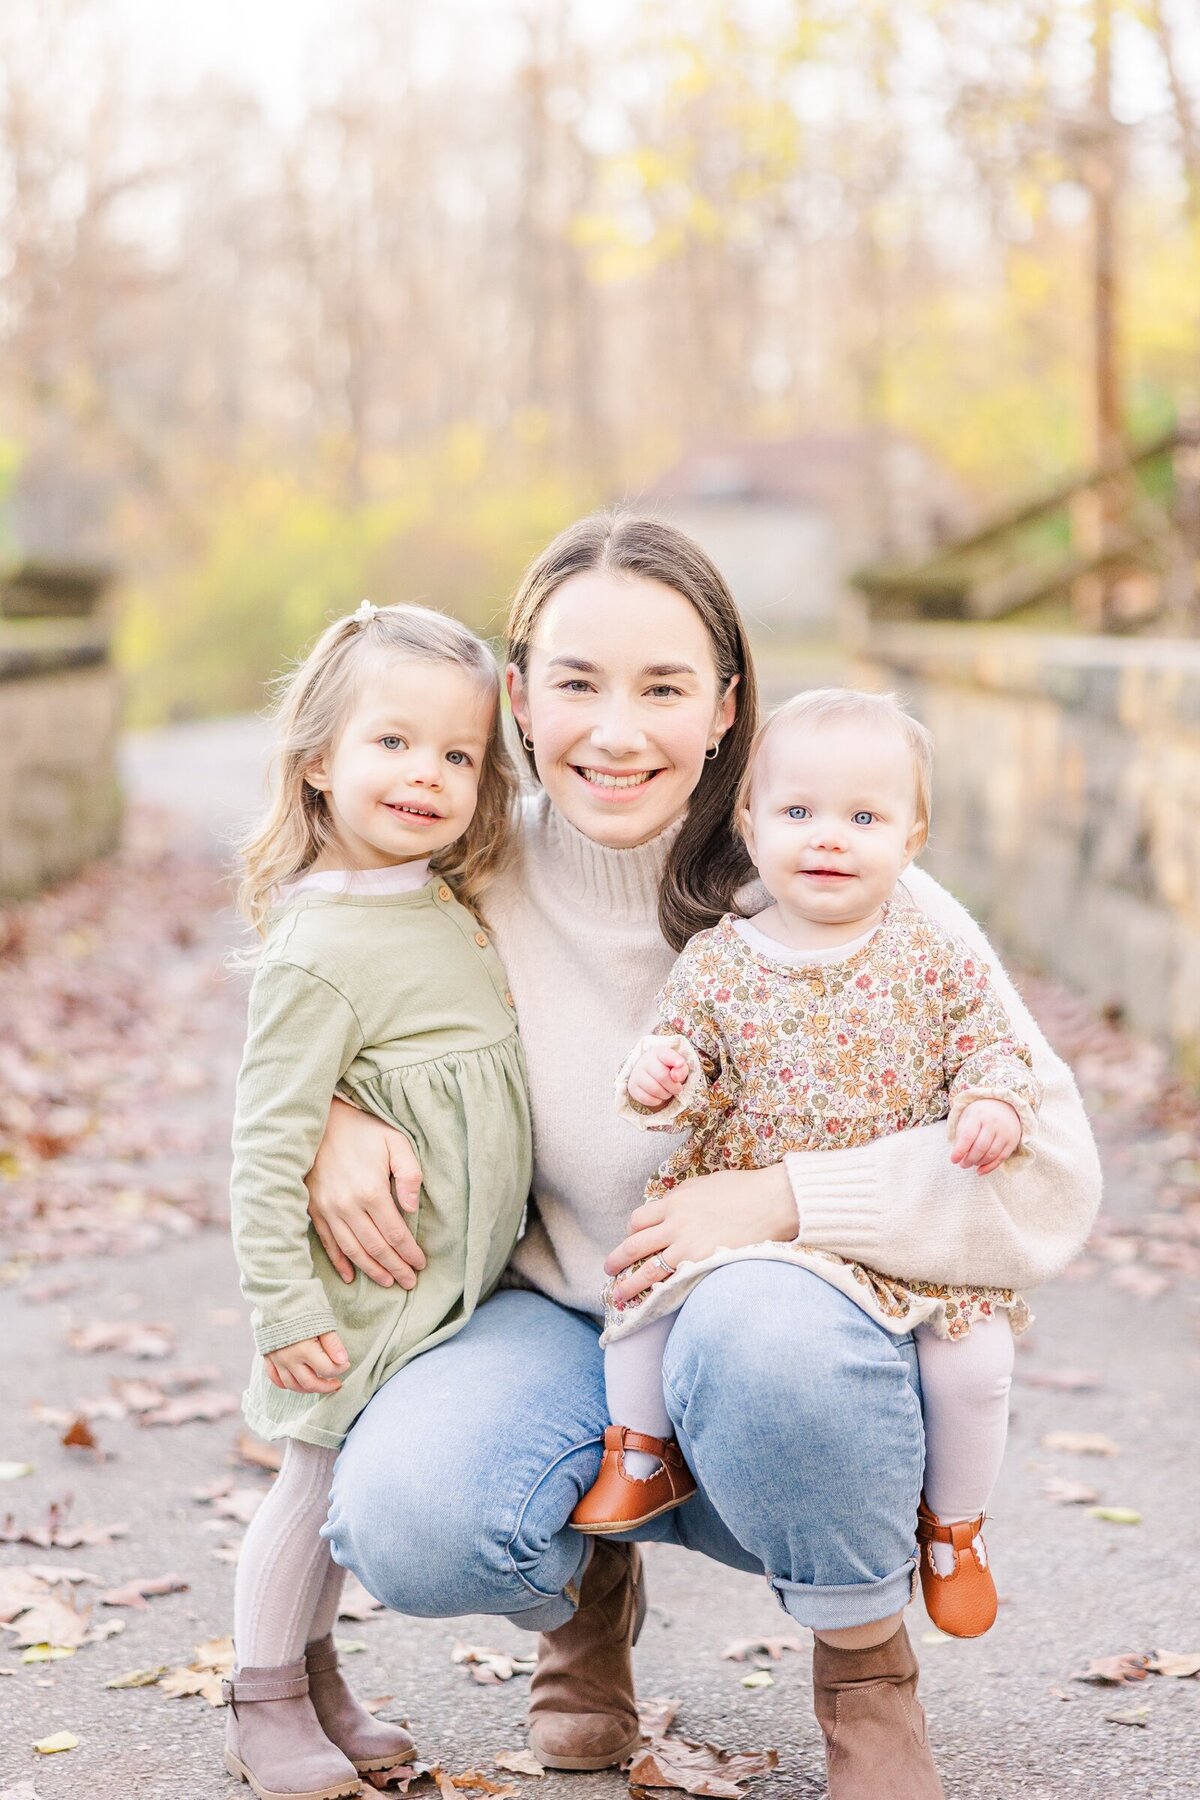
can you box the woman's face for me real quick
[508,570,738,849]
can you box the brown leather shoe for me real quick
[915,1502,998,1638]
[812,1623,944,1800]
[569,1426,697,1534]
[305,1634,416,1774]
[527,1538,645,1772]
[223,1658,362,1800]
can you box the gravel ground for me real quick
[1,718,1198,1799]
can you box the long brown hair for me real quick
[507,511,759,950]
[239,603,517,935]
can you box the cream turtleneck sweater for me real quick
[489,791,1100,1319]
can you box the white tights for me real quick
[603,1305,1015,1529]
[232,1440,346,1668]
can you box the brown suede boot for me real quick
[223,1658,361,1800]
[811,1624,945,1800]
[305,1635,417,1774]
[526,1539,645,1772]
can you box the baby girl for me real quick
[571,687,1039,1638]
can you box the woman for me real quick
[307,514,1100,1798]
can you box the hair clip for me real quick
[353,599,378,625]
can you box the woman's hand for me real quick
[306,1097,428,1289]
[604,1163,798,1306]
[264,1331,349,1394]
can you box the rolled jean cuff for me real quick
[769,1556,918,1631]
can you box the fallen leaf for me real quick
[1104,1706,1150,1727]
[361,1762,431,1792]
[1047,1686,1076,1702]
[24,1563,92,1585]
[739,1671,773,1689]
[0,1462,33,1481]
[1074,1654,1150,1686]
[106,1666,169,1688]
[335,1638,367,1655]
[5,1591,94,1649]
[338,1576,385,1621]
[627,1735,778,1798]
[33,1734,78,1754]
[234,1431,283,1473]
[0,1567,51,1621]
[1040,1432,1119,1456]
[450,1641,535,1683]
[139,1389,239,1427]
[1020,1369,1102,1392]
[109,1378,168,1414]
[159,1666,225,1704]
[21,1645,75,1664]
[67,1322,173,1359]
[494,1748,545,1775]
[1085,1506,1142,1525]
[0,1501,127,1548]
[1146,1650,1200,1678]
[1041,1477,1100,1505]
[447,1774,515,1795]
[639,1696,681,1739]
[209,1488,264,1525]
[100,1573,189,1609]
[61,1417,99,1453]
[721,1636,803,1663]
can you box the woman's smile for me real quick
[571,764,664,799]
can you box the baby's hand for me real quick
[627,1042,692,1110]
[951,1099,1023,1176]
[264,1331,349,1394]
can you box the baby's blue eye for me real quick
[379,736,404,751]
[852,811,875,826]
[786,805,810,820]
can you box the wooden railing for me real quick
[854,424,1200,632]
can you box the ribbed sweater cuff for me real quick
[783,1147,886,1261]
[254,1307,340,1355]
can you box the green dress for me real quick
[230,879,532,1448]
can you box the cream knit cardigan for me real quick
[492,792,1100,1319]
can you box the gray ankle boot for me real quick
[305,1634,416,1773]
[223,1657,362,1800]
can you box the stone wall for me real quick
[0,634,122,898]
[855,626,1200,1073]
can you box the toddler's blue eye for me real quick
[852,811,875,826]
[446,750,470,766]
[786,806,810,820]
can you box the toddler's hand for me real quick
[951,1099,1022,1176]
[264,1331,350,1394]
[627,1043,692,1110]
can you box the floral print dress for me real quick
[603,903,1039,1345]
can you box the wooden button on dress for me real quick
[437,885,452,902]
[474,931,488,948]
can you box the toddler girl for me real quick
[571,688,1039,1641]
[225,602,532,1800]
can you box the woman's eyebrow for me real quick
[546,656,598,673]
[642,662,697,678]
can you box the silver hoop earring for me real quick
[705,742,720,761]
[522,733,535,753]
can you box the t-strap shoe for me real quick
[915,1500,998,1638]
[569,1426,696,1533]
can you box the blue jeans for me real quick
[325,1263,923,1632]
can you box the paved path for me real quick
[2,718,1199,1799]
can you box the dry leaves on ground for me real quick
[1074,1654,1150,1685]
[627,1736,779,1798]
[99,1573,189,1609]
[638,1697,681,1739]
[1041,1478,1100,1505]
[154,1634,234,1706]
[0,1500,128,1549]
[66,1322,175,1360]
[721,1636,804,1664]
[450,1642,536,1685]
[1040,1432,1119,1457]
[493,1748,545,1776]
[0,818,237,1265]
